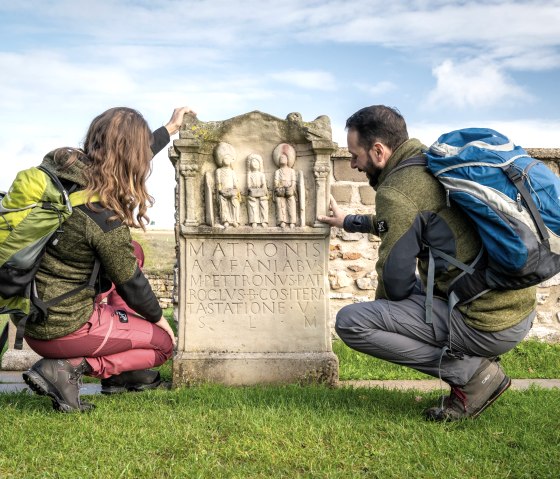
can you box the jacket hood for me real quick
[40,148,90,188]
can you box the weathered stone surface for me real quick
[356,276,377,290]
[540,273,560,287]
[332,159,368,182]
[329,269,353,290]
[171,111,338,385]
[536,311,554,324]
[1,349,40,371]
[1,322,41,370]
[173,352,338,386]
[329,292,353,299]
[342,252,362,260]
[331,184,353,203]
[348,265,364,273]
[358,185,376,206]
[341,231,363,241]
[536,293,549,305]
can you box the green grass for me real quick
[131,229,176,274]
[0,385,558,478]
[1,311,560,477]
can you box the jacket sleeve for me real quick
[114,265,163,322]
[151,126,171,156]
[343,214,377,234]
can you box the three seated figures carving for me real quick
[210,142,304,229]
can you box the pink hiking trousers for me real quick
[26,302,173,379]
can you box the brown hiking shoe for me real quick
[424,359,511,422]
[23,358,94,413]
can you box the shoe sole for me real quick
[100,378,162,395]
[22,369,93,413]
[471,375,512,419]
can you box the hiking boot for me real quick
[424,358,511,422]
[23,358,94,413]
[101,369,161,395]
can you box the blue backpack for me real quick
[425,128,560,296]
[395,128,560,335]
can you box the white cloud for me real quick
[410,119,560,149]
[310,1,560,64]
[4,1,560,66]
[354,81,397,97]
[0,51,137,111]
[269,70,337,91]
[425,59,532,109]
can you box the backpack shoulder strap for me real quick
[37,166,71,208]
[68,190,100,207]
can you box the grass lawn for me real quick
[0,384,558,478]
[1,310,559,478]
[131,229,176,275]
[1,383,559,479]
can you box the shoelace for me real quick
[437,347,447,411]
[67,366,84,405]
[436,347,468,415]
[449,387,468,412]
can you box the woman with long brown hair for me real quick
[21,106,193,412]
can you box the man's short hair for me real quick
[346,105,409,151]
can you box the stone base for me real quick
[173,351,339,387]
[1,349,41,371]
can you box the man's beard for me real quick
[365,151,382,188]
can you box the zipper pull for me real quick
[516,192,523,212]
[446,190,451,208]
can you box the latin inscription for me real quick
[185,240,326,329]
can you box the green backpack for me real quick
[0,165,99,350]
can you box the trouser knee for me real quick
[335,304,359,340]
[151,329,174,366]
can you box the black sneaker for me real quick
[101,369,161,395]
[23,358,94,413]
[424,359,511,421]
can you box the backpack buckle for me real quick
[504,165,523,183]
[444,346,464,360]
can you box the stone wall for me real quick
[145,272,174,310]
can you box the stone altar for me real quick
[169,111,338,386]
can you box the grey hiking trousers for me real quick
[335,291,534,386]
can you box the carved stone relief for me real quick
[246,153,269,228]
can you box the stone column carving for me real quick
[180,161,200,227]
[311,141,333,227]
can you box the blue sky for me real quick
[1,0,559,228]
